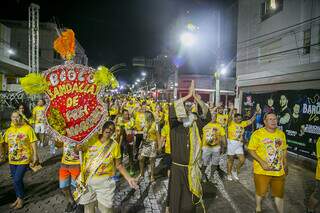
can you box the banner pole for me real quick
[79,150,83,166]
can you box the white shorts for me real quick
[34,123,45,134]
[78,176,116,208]
[202,146,221,166]
[227,139,244,156]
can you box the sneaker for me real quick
[227,175,233,181]
[232,171,239,181]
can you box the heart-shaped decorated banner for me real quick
[43,62,107,144]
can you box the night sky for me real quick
[1,0,237,83]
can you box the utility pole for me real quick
[215,71,221,106]
[173,67,178,100]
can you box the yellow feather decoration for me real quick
[94,66,119,88]
[20,73,49,95]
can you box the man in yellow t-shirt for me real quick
[216,106,229,128]
[32,99,46,147]
[307,137,320,213]
[227,110,257,181]
[78,121,138,212]
[202,111,226,181]
[248,112,287,213]
[2,111,39,209]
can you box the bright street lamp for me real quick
[136,79,140,82]
[220,64,227,75]
[180,32,196,47]
[141,72,146,76]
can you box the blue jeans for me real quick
[9,164,29,198]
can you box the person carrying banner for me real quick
[248,112,288,213]
[76,121,138,213]
[1,111,39,209]
[307,137,320,213]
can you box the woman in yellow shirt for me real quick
[138,111,159,182]
[78,121,138,213]
[3,111,39,209]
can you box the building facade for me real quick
[237,0,320,99]
[236,0,320,159]
[0,22,29,92]
[0,20,88,92]
[1,20,88,71]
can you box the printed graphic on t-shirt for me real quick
[206,127,220,146]
[263,138,284,171]
[8,133,28,162]
[36,109,45,123]
[235,126,244,140]
[64,143,79,162]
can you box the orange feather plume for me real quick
[53,29,75,61]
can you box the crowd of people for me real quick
[0,80,319,213]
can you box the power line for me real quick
[236,42,320,63]
[238,15,320,44]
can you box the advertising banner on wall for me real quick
[242,89,320,159]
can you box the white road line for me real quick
[212,171,241,213]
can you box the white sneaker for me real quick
[227,175,233,181]
[232,171,239,181]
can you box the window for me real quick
[39,48,42,57]
[53,51,60,59]
[303,29,311,55]
[261,0,283,21]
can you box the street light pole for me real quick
[173,67,178,100]
[215,71,221,106]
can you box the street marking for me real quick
[212,171,241,213]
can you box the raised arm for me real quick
[247,111,258,125]
[169,81,193,128]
